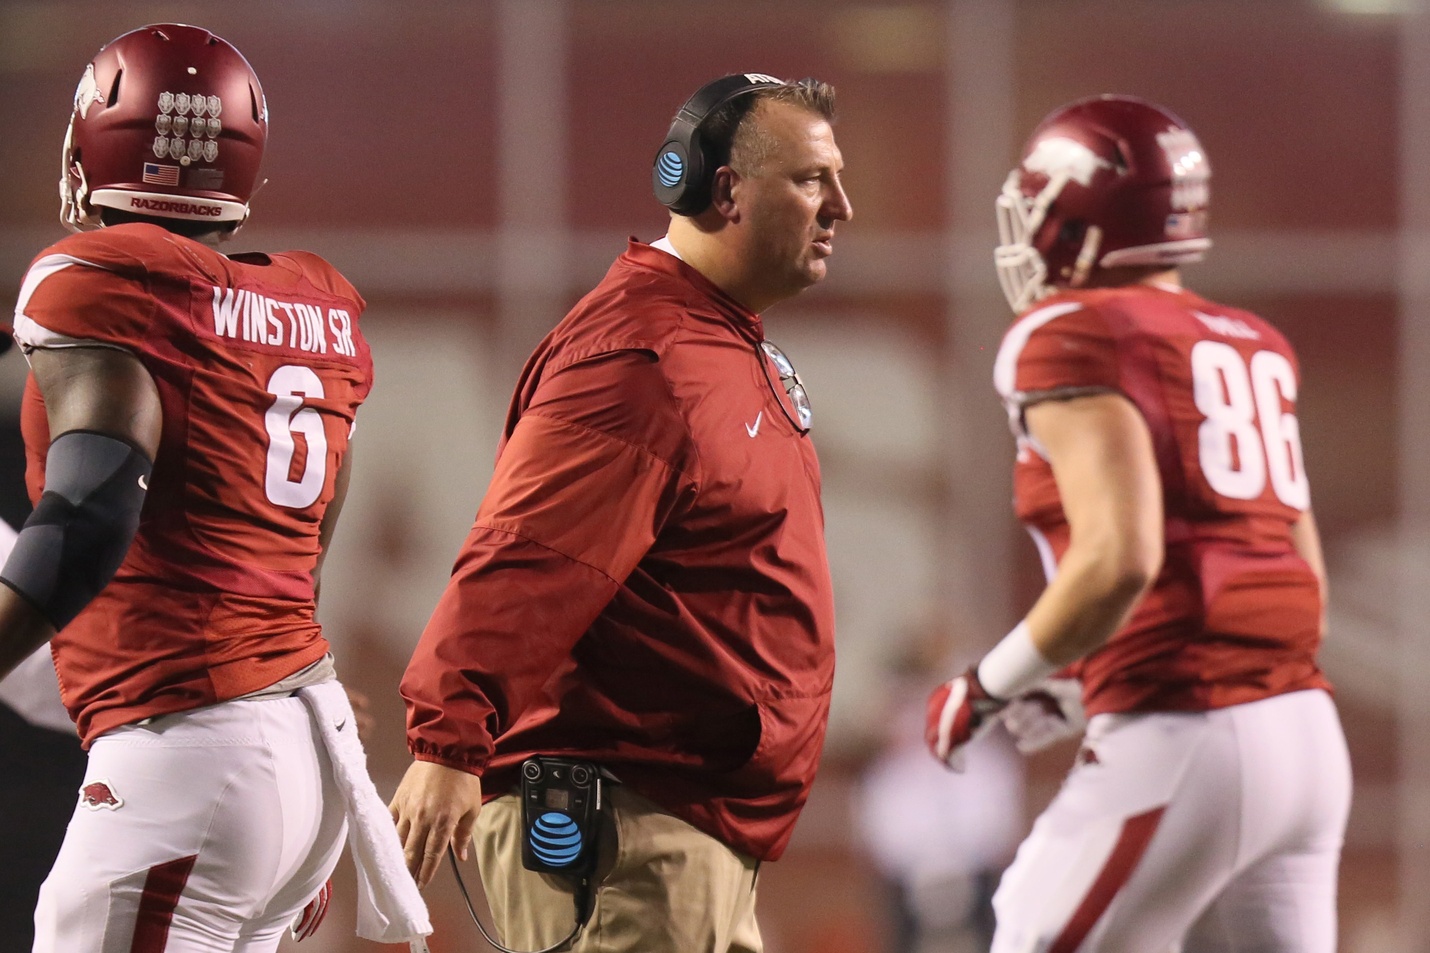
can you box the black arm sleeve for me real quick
[0,430,152,630]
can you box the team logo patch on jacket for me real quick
[80,780,124,811]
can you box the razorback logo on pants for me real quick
[80,780,123,810]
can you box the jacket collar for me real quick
[623,239,764,341]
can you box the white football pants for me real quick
[991,689,1351,953]
[32,694,347,952]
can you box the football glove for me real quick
[1000,678,1086,754]
[291,879,331,941]
[925,665,1007,771]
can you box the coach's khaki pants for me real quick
[474,784,763,953]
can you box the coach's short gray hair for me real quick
[702,79,837,177]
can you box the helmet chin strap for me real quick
[1068,225,1103,289]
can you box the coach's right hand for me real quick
[389,760,484,888]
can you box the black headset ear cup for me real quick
[652,73,783,216]
[653,137,705,215]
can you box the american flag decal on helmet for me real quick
[143,163,181,186]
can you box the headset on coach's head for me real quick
[652,72,799,216]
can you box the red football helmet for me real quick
[61,24,268,232]
[995,95,1211,313]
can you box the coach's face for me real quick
[730,100,852,310]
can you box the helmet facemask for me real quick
[59,118,96,231]
[995,168,1101,314]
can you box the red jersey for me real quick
[402,241,835,861]
[993,283,1329,716]
[13,224,372,743]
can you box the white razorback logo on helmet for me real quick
[1156,127,1210,210]
[74,64,106,119]
[1022,137,1114,187]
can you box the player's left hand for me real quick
[1000,677,1086,754]
[925,665,1007,771]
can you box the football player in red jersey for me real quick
[926,96,1351,952]
[0,25,428,952]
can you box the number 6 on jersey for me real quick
[264,364,328,509]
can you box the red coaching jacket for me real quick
[994,283,1329,718]
[14,224,372,744]
[402,240,836,861]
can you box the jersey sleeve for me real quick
[994,300,1122,406]
[12,232,154,353]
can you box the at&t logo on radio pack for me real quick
[528,812,584,867]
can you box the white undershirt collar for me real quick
[651,235,683,261]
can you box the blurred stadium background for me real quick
[0,1,1422,950]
